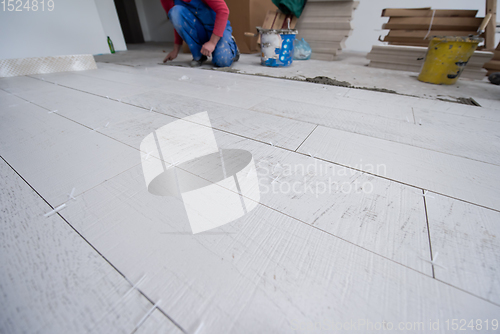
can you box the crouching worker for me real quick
[161,0,240,67]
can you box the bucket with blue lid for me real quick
[257,27,298,67]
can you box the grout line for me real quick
[432,277,500,307]
[131,300,162,334]
[294,124,318,152]
[0,155,189,334]
[342,88,351,98]
[73,162,143,205]
[422,189,435,279]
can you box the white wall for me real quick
[135,0,175,42]
[136,0,152,41]
[94,0,127,51]
[346,0,499,52]
[0,0,111,60]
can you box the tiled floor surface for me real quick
[1,47,500,333]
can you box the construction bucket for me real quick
[257,27,298,67]
[418,36,483,85]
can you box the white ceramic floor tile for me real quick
[426,192,500,305]
[96,61,352,100]
[250,150,432,275]
[32,66,271,110]
[417,103,500,123]
[473,97,500,110]
[77,64,177,89]
[0,89,24,108]
[2,76,317,152]
[251,97,500,165]
[345,88,500,123]
[60,163,499,333]
[69,62,357,115]
[297,126,500,211]
[411,107,500,164]
[275,90,415,122]
[0,94,140,206]
[86,63,414,122]
[0,158,161,334]
[122,90,317,151]
[251,95,414,123]
[2,77,157,131]
[27,71,153,100]
[0,76,61,100]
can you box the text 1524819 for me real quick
[2,0,54,11]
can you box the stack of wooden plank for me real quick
[295,0,358,61]
[483,42,500,75]
[381,8,481,47]
[257,10,298,44]
[367,45,493,80]
[364,7,493,80]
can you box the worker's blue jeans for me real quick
[169,0,237,67]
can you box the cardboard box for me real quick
[225,0,277,54]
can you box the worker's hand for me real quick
[201,41,217,57]
[163,49,179,63]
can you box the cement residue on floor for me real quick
[305,76,352,88]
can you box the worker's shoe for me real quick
[489,72,500,85]
[232,36,240,62]
[190,55,207,67]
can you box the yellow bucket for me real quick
[418,36,483,85]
